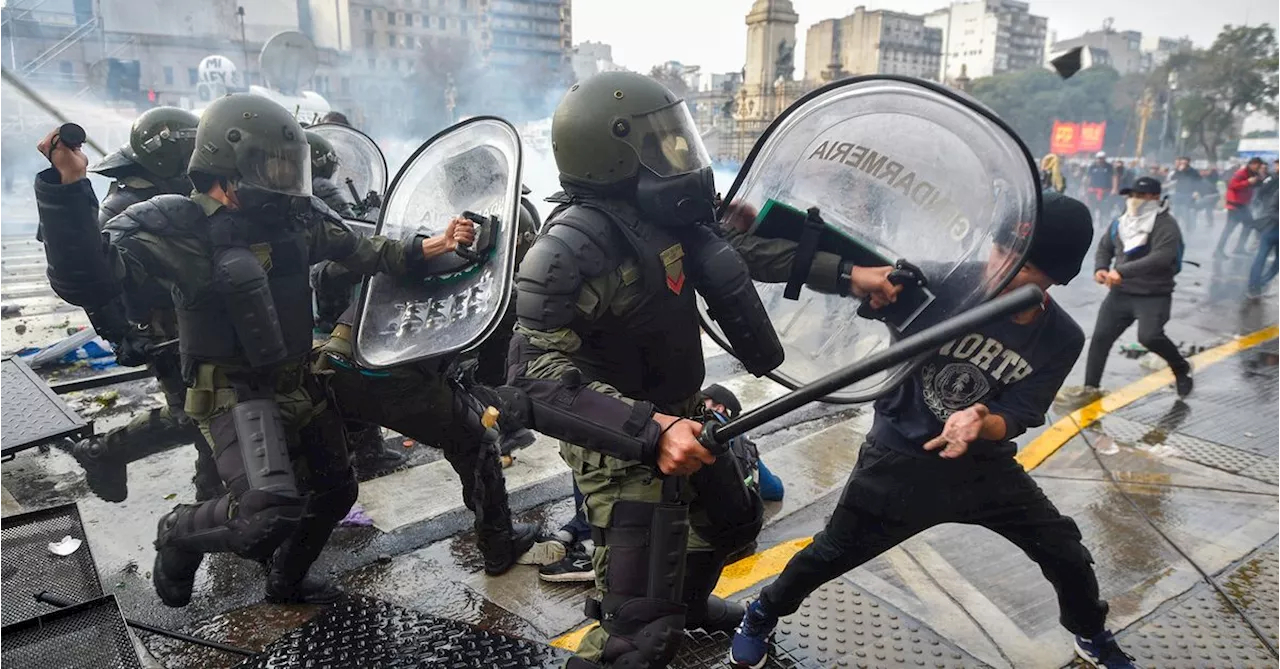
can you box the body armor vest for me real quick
[548,198,705,407]
[177,210,315,371]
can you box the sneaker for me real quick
[729,599,778,668]
[1056,385,1104,405]
[517,538,567,566]
[1174,370,1194,398]
[538,547,595,583]
[1075,630,1139,668]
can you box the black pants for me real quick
[1217,207,1255,255]
[1084,291,1188,388]
[760,440,1109,638]
[325,359,514,537]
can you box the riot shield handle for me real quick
[698,284,1044,451]
[345,177,382,219]
[856,259,928,320]
[456,211,498,263]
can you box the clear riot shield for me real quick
[309,123,388,215]
[707,76,1040,403]
[353,116,523,369]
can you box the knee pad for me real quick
[229,489,305,559]
[597,596,687,668]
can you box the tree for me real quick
[969,66,1125,157]
[1164,25,1278,160]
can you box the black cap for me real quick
[701,384,742,417]
[1028,192,1094,285]
[1120,176,1161,196]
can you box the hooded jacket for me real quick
[1095,199,1183,296]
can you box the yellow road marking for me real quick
[550,325,1278,652]
[1015,325,1279,471]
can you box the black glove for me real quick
[113,327,155,368]
[83,300,130,348]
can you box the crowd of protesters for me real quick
[1040,152,1278,271]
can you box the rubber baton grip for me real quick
[697,420,729,457]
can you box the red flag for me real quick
[1079,121,1107,153]
[1050,120,1080,155]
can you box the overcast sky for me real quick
[573,0,1280,75]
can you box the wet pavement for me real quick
[2,211,1277,668]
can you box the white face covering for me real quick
[1125,196,1153,217]
[1118,197,1162,253]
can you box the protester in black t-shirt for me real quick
[731,192,1139,669]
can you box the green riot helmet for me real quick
[129,107,199,179]
[188,93,312,198]
[551,71,715,225]
[305,130,340,179]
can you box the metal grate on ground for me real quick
[768,578,984,668]
[1116,584,1278,667]
[672,629,805,668]
[232,595,571,668]
[1,357,88,456]
[1115,360,1280,458]
[1,594,142,669]
[1214,541,1280,651]
[1095,415,1270,475]
[1,503,104,626]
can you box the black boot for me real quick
[480,521,539,576]
[266,480,355,604]
[351,428,408,477]
[72,437,128,503]
[152,506,207,607]
[683,550,742,633]
[497,426,537,456]
[265,572,344,604]
[691,594,745,634]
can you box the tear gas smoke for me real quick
[1,81,137,236]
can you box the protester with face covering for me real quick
[1070,176,1193,401]
[1040,153,1066,193]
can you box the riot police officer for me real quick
[310,196,548,574]
[503,71,897,668]
[71,106,222,503]
[305,129,357,218]
[36,93,476,608]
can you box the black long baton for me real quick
[698,284,1045,453]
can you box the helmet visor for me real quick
[623,101,712,178]
[235,142,312,197]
